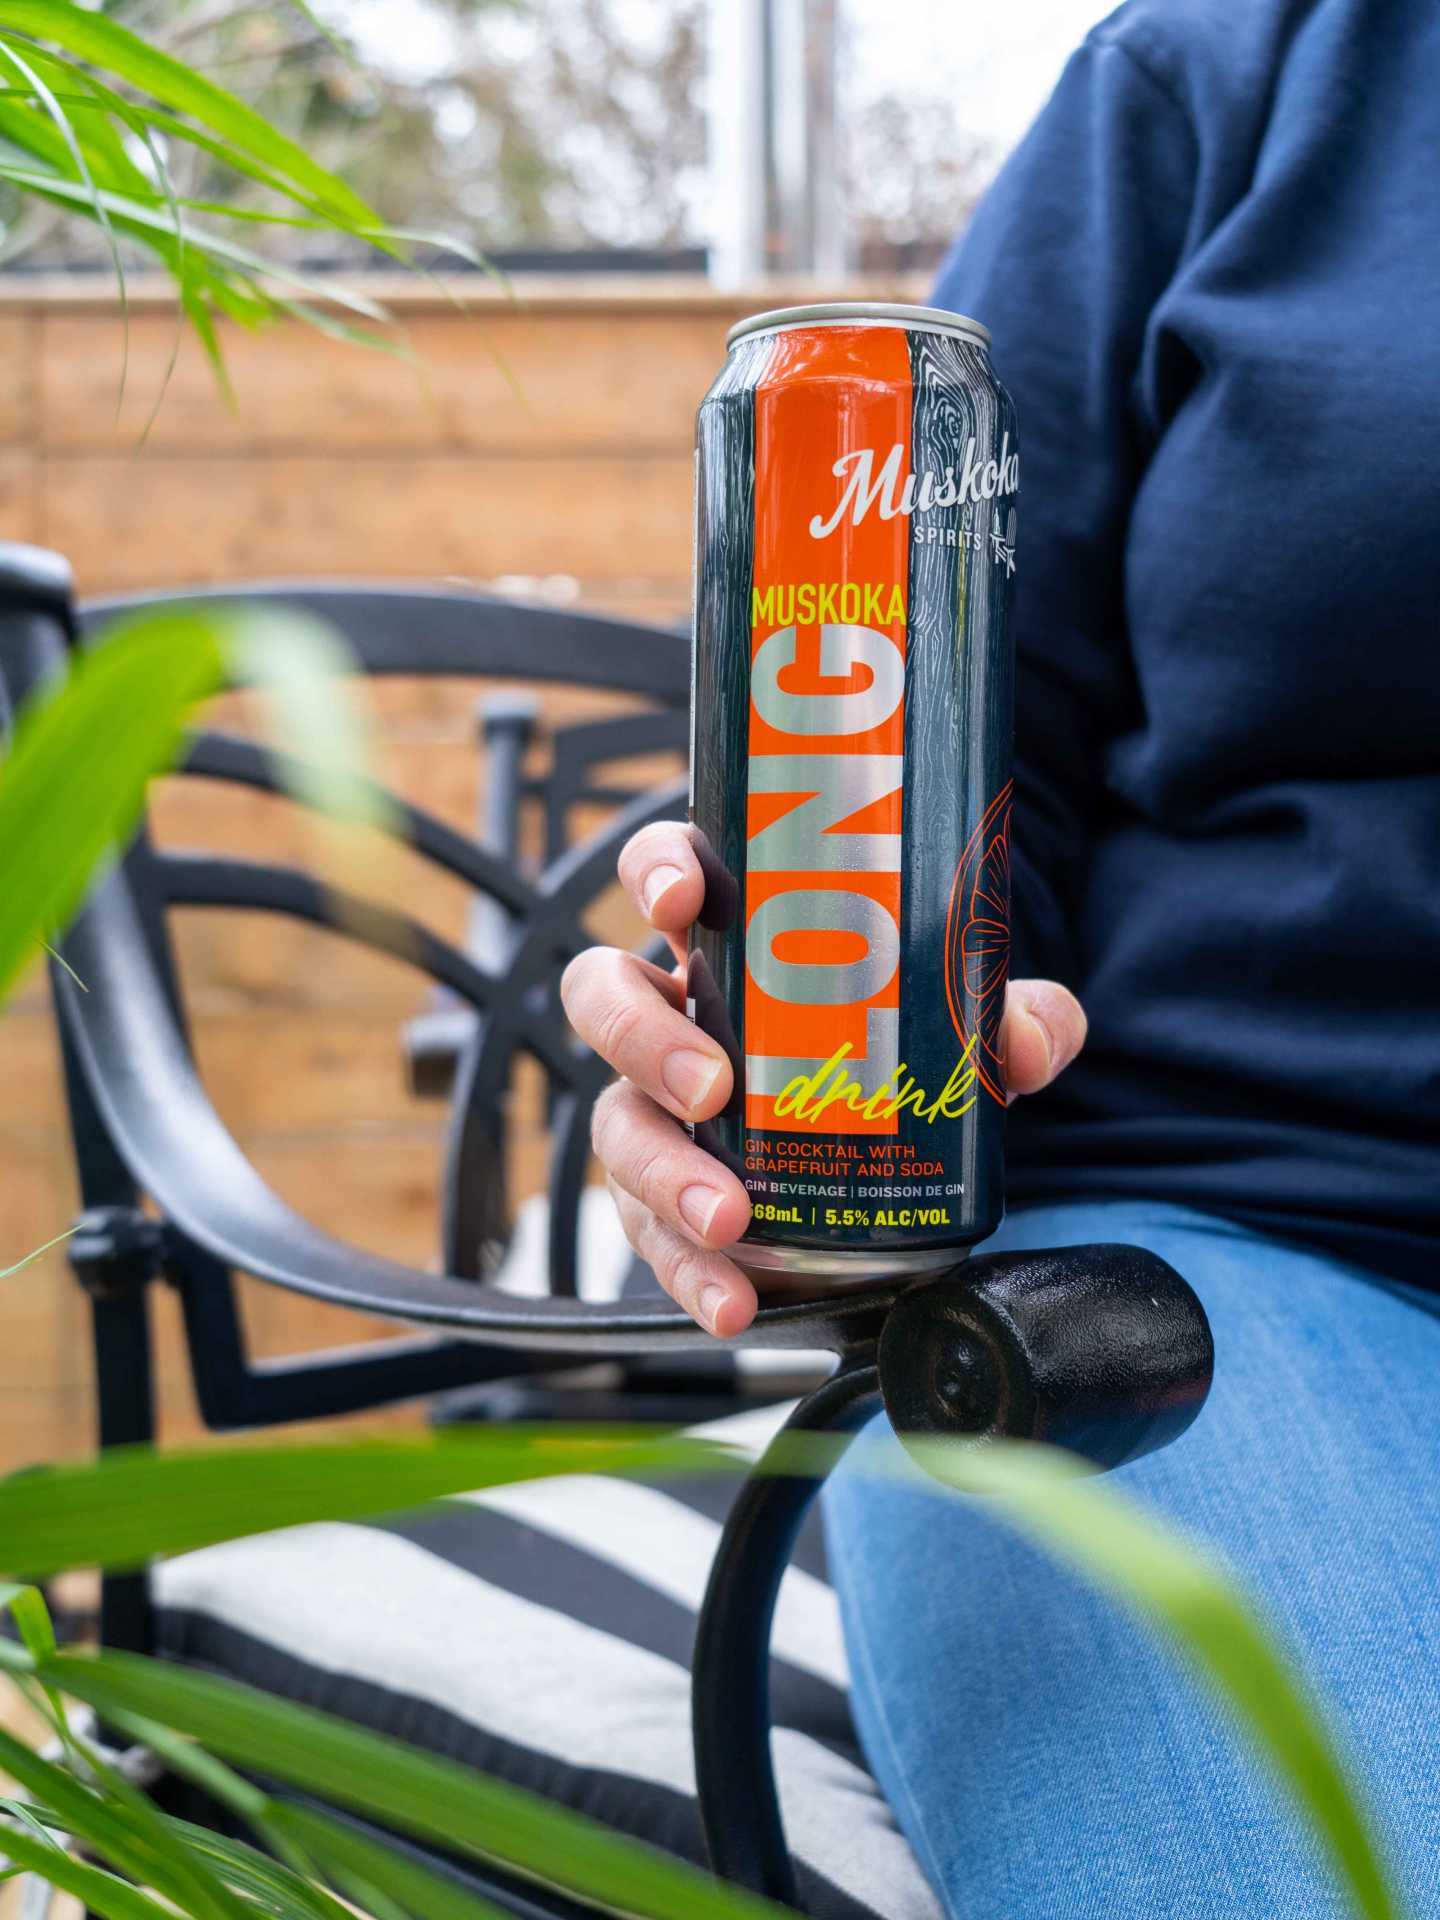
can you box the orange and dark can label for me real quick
[688,303,1018,1290]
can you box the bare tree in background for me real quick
[844,92,996,272]
[376,0,707,251]
[0,0,998,273]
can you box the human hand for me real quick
[561,823,1087,1336]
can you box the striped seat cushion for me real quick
[154,1403,938,1920]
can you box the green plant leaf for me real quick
[0,1,382,230]
[0,1818,174,1920]
[0,1787,350,1920]
[0,1623,255,1920]
[105,1713,271,1830]
[121,104,337,216]
[0,600,394,1010]
[270,296,412,360]
[0,131,254,352]
[0,610,226,1005]
[0,1227,78,1280]
[14,1649,786,1920]
[0,1721,244,1918]
[168,197,488,267]
[0,76,447,264]
[0,1422,1402,1920]
[272,1804,511,1920]
[3,86,418,245]
[77,1724,258,1920]
[0,1427,735,1574]
[105,1706,358,1919]
[25,46,198,436]
[0,8,484,381]
[0,85,151,195]
[0,1580,66,1733]
[0,165,394,323]
[220,606,395,836]
[0,32,129,399]
[181,282,237,407]
[0,1583,54,1661]
[0,1795,65,1855]
[167,1815,359,1920]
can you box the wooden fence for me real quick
[0,273,916,1474]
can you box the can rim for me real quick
[725,301,990,351]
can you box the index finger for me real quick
[617,822,706,947]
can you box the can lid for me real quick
[725,300,990,351]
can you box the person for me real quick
[560,0,1440,1910]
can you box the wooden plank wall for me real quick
[0,275,914,1475]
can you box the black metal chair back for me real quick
[0,548,689,1439]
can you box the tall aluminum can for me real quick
[688,302,1019,1290]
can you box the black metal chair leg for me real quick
[72,1212,164,1658]
[85,1282,158,1920]
[691,1363,883,1904]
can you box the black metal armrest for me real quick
[56,867,887,1359]
[58,850,1217,1397]
[692,1246,1214,1903]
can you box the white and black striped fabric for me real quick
[154,1404,940,1920]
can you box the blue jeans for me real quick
[821,1200,1440,1918]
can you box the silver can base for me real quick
[735,1239,974,1296]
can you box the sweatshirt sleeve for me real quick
[930,30,1199,984]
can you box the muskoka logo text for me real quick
[808,437,1019,539]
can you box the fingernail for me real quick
[1026,1008,1055,1074]
[679,1184,724,1240]
[642,863,685,918]
[699,1283,729,1333]
[662,1046,722,1111]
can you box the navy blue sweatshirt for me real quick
[931,0,1440,1283]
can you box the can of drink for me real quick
[687,302,1019,1291]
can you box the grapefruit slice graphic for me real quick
[943,781,1013,1103]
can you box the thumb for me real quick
[1003,978,1087,1102]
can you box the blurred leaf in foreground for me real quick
[0,1422,1403,1920]
[0,610,225,1005]
[0,602,386,1011]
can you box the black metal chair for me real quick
[0,544,1214,1917]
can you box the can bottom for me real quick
[734,1239,974,1296]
